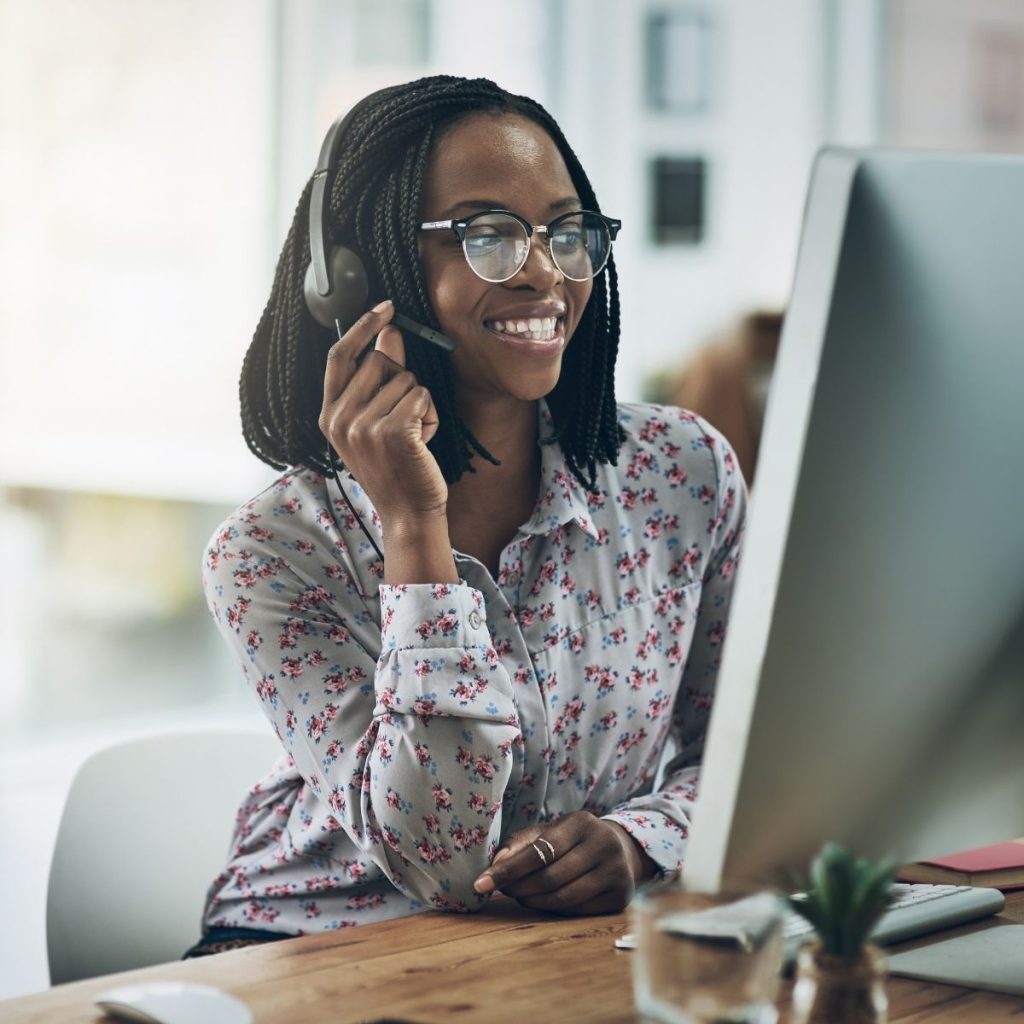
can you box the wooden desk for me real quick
[4,892,1022,1023]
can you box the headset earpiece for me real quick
[304,105,372,334]
[304,93,456,350]
[303,244,369,332]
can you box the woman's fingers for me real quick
[521,885,624,917]
[322,318,415,443]
[358,362,419,419]
[475,819,585,894]
[509,842,635,914]
[474,840,540,893]
[494,826,545,861]
[514,870,612,914]
[321,300,395,411]
[329,348,406,417]
[316,298,449,526]
[373,323,406,366]
[476,812,642,916]
[498,843,594,899]
[322,339,426,456]
[379,380,438,445]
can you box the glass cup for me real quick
[630,883,786,1024]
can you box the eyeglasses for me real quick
[419,209,621,283]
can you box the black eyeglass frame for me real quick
[419,209,622,283]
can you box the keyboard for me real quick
[782,883,1005,963]
[615,883,1006,964]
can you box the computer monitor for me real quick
[684,148,1024,891]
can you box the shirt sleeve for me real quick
[601,424,747,875]
[203,527,524,912]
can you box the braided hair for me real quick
[240,75,624,491]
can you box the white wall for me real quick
[0,0,278,503]
[552,0,832,402]
[272,0,557,251]
[885,0,1024,151]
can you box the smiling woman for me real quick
[418,114,619,416]
[193,75,745,957]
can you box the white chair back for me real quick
[46,729,280,983]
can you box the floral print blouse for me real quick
[201,400,746,934]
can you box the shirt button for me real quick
[506,571,520,588]
[468,609,482,630]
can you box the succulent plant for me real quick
[788,842,897,959]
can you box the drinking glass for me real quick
[630,883,785,1024]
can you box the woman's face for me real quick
[418,112,593,410]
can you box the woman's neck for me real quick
[445,396,542,570]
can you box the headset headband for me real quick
[308,109,360,298]
[308,86,402,298]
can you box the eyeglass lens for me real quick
[462,213,612,283]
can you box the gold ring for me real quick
[538,838,556,860]
[532,841,549,866]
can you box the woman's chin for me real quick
[454,351,564,405]
[503,368,564,403]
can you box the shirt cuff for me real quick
[602,810,688,878]
[379,583,490,652]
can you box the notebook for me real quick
[898,840,1024,891]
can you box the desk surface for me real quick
[5,891,1023,1023]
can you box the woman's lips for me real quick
[483,316,566,355]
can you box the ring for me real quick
[538,838,556,860]
[531,841,549,866]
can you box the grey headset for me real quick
[306,94,455,581]
[303,93,455,352]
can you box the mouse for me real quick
[94,981,253,1024]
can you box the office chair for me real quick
[46,729,280,984]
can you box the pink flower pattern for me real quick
[200,401,745,933]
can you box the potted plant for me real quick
[788,842,897,1024]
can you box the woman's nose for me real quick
[512,233,563,289]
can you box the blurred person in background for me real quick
[190,75,745,956]
[668,310,783,486]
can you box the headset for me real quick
[304,92,457,582]
[304,93,456,352]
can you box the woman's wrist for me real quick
[381,513,459,585]
[607,821,660,886]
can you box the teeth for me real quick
[489,316,559,337]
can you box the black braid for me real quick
[240,75,624,489]
[600,259,624,456]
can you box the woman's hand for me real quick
[319,300,448,531]
[473,811,659,915]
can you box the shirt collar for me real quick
[520,399,601,541]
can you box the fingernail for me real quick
[473,874,495,894]
[372,299,392,313]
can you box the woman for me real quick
[192,76,745,956]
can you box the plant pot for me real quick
[791,942,888,1024]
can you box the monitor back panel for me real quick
[685,149,1024,890]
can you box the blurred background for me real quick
[2,0,1022,998]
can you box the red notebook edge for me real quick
[918,840,1024,873]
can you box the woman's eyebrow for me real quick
[439,197,583,219]
[549,196,582,212]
